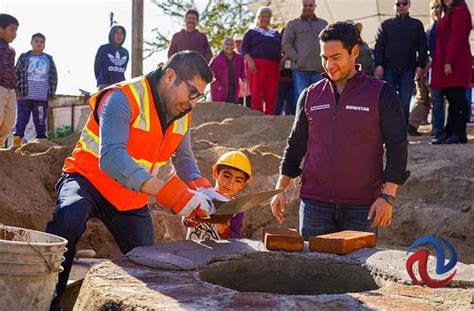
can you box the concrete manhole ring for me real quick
[73,239,474,310]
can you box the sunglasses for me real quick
[303,4,315,8]
[395,2,409,6]
[176,72,207,103]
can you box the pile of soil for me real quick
[0,102,472,263]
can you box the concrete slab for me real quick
[127,239,265,270]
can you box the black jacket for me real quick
[374,14,428,71]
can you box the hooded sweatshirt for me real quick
[94,25,129,87]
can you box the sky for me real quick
[0,0,205,95]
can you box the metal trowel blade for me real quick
[213,189,283,216]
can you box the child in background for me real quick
[0,14,19,148]
[14,33,58,147]
[185,151,252,240]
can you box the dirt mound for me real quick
[378,139,474,261]
[190,102,263,126]
[0,102,473,263]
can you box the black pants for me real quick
[443,87,468,137]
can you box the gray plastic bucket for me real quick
[0,224,67,311]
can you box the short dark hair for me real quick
[185,9,199,21]
[216,164,250,181]
[164,50,213,84]
[0,14,19,29]
[31,33,45,41]
[319,21,361,54]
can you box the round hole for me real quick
[199,253,380,295]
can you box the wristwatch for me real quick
[379,193,396,206]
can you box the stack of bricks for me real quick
[309,230,376,255]
[262,228,304,252]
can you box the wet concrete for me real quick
[74,239,474,310]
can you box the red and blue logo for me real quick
[406,236,457,288]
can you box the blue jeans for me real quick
[46,173,154,310]
[276,80,296,115]
[14,99,48,138]
[292,70,323,104]
[299,198,377,241]
[383,70,415,124]
[466,89,472,122]
[431,88,445,138]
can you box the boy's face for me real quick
[0,23,18,43]
[214,167,247,197]
[114,28,124,45]
[31,36,45,54]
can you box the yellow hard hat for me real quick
[212,151,252,181]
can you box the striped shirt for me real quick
[0,38,16,89]
[22,54,50,101]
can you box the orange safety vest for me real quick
[63,75,191,211]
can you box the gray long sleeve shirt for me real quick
[281,15,328,72]
[98,89,201,192]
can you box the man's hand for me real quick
[367,198,393,227]
[270,192,286,224]
[186,190,217,219]
[415,66,425,80]
[444,63,453,76]
[155,175,216,219]
[196,188,230,204]
[374,65,384,79]
[248,59,257,73]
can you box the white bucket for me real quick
[0,224,67,311]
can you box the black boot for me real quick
[443,134,468,144]
[431,133,449,145]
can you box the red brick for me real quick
[262,228,304,252]
[309,230,376,255]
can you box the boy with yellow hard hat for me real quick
[185,151,252,240]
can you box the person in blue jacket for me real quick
[94,24,129,90]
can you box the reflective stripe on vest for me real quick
[128,77,151,132]
[79,126,100,157]
[173,113,189,135]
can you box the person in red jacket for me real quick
[430,0,472,144]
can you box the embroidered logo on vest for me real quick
[310,104,330,111]
[346,105,370,112]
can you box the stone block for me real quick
[263,228,304,252]
[309,230,376,255]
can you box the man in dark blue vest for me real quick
[270,22,409,240]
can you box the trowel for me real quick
[214,189,283,215]
[195,189,283,224]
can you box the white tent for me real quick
[247,0,474,49]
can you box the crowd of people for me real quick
[1,0,472,147]
[177,0,472,144]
